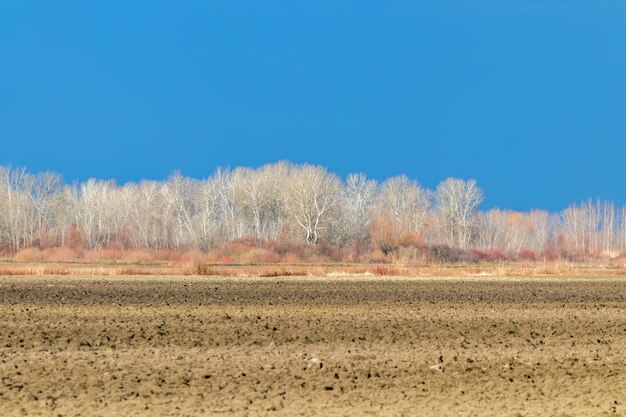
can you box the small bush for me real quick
[370,216,400,256]
[0,267,36,275]
[314,241,343,262]
[399,232,422,248]
[342,240,372,263]
[122,249,165,263]
[42,266,70,275]
[171,249,206,264]
[14,248,44,263]
[82,248,123,262]
[118,267,145,275]
[429,245,460,262]
[518,249,537,261]
[260,267,296,277]
[239,248,280,264]
[486,249,508,262]
[429,245,480,263]
[42,247,80,262]
[373,265,402,276]
[469,248,508,262]
[539,249,560,261]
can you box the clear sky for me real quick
[1,1,625,211]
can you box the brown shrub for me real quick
[518,249,537,261]
[395,246,421,264]
[370,216,400,256]
[207,238,264,263]
[239,248,280,264]
[171,249,206,264]
[279,252,304,264]
[373,265,402,276]
[399,232,422,248]
[342,240,372,263]
[200,266,238,276]
[42,266,70,275]
[368,249,390,263]
[313,241,343,262]
[14,248,44,263]
[83,248,124,262]
[121,249,166,263]
[0,267,36,275]
[42,247,80,262]
[272,239,316,263]
[260,267,296,277]
[118,267,147,275]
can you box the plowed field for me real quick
[0,276,624,416]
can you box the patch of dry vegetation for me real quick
[4,239,626,277]
[1,260,626,278]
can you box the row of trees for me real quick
[1,162,626,257]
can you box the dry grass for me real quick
[7,244,626,279]
[0,259,625,277]
[14,248,45,263]
[0,265,70,276]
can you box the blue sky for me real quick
[1,1,625,211]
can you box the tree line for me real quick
[1,162,625,259]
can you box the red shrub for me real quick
[221,255,235,264]
[485,249,508,262]
[469,248,489,261]
[518,249,537,261]
[539,249,560,261]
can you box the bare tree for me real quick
[283,164,341,244]
[194,177,221,249]
[256,162,290,240]
[2,163,626,257]
[375,175,430,237]
[332,173,378,245]
[0,166,35,250]
[528,209,551,252]
[436,178,483,249]
[162,172,199,248]
[477,208,508,250]
[232,162,290,241]
[71,179,120,249]
[123,181,171,249]
[29,171,63,244]
[559,199,619,255]
[601,201,616,254]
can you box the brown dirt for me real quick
[0,276,624,416]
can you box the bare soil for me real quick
[0,276,624,416]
